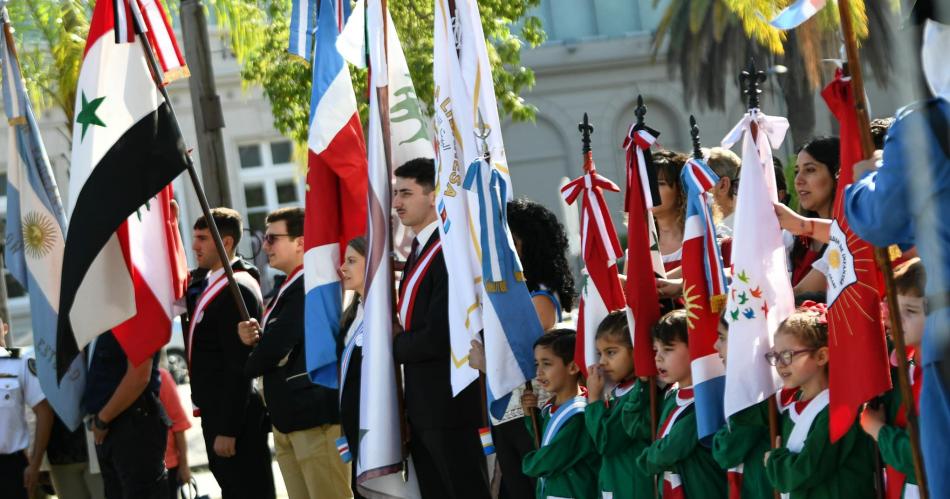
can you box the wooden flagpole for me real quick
[739,59,782,499]
[836,1,928,497]
[130,4,250,323]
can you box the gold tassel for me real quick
[888,244,902,262]
[710,294,727,314]
[514,271,525,282]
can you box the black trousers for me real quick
[200,394,275,499]
[491,417,537,499]
[409,425,491,499]
[96,394,169,499]
[0,451,28,499]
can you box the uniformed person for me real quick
[0,316,54,499]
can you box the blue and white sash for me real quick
[541,396,587,447]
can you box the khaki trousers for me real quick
[273,424,351,499]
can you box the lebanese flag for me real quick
[56,0,189,377]
[561,152,626,376]
[622,123,663,377]
[821,71,890,442]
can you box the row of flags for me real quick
[0,0,896,486]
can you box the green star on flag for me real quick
[76,91,106,140]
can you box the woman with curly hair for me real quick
[506,197,577,329]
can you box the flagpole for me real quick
[836,1,928,497]
[129,13,251,323]
[739,59,782,499]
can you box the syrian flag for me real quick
[56,0,190,377]
[720,109,795,419]
[561,153,627,376]
[680,157,728,443]
[821,71,890,442]
[622,123,664,377]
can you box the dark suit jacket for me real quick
[339,311,362,465]
[245,275,339,433]
[187,259,263,437]
[393,231,482,430]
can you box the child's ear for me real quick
[567,360,581,376]
[815,346,830,367]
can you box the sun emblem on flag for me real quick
[827,248,842,270]
[21,211,57,259]
[683,284,701,330]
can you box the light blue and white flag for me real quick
[435,0,544,420]
[770,0,827,30]
[1,7,86,430]
[288,0,319,59]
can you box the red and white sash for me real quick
[397,241,443,329]
[262,266,303,328]
[659,387,694,499]
[187,269,260,365]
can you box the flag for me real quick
[112,0,189,82]
[720,109,794,419]
[342,1,422,495]
[440,0,544,419]
[56,0,190,377]
[288,0,317,59]
[770,0,827,30]
[821,71,890,442]
[1,9,86,429]
[622,123,664,377]
[561,153,627,376]
[680,157,728,442]
[432,0,482,398]
[301,0,367,388]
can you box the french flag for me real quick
[302,0,367,388]
[770,0,827,30]
[680,157,728,443]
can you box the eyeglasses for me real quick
[764,349,816,367]
[263,233,293,245]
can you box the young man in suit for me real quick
[392,158,490,499]
[187,208,275,499]
[238,207,351,498]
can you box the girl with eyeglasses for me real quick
[763,303,877,499]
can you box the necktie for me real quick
[405,238,421,274]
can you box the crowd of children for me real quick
[519,259,928,499]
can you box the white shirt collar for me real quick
[414,220,439,254]
[206,257,240,283]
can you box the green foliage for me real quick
[7,0,89,130]
[241,0,546,146]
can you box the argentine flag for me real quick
[2,6,86,430]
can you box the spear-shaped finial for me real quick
[740,58,766,110]
[579,112,593,154]
[689,115,703,160]
[635,95,646,127]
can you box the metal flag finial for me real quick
[689,115,703,160]
[635,95,646,127]
[740,58,766,110]
[579,112,593,154]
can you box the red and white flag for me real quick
[561,152,626,375]
[821,71,890,442]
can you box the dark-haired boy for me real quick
[392,158,490,498]
[188,208,275,498]
[630,309,726,499]
[522,330,599,499]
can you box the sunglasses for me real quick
[263,233,293,245]
[764,349,816,367]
